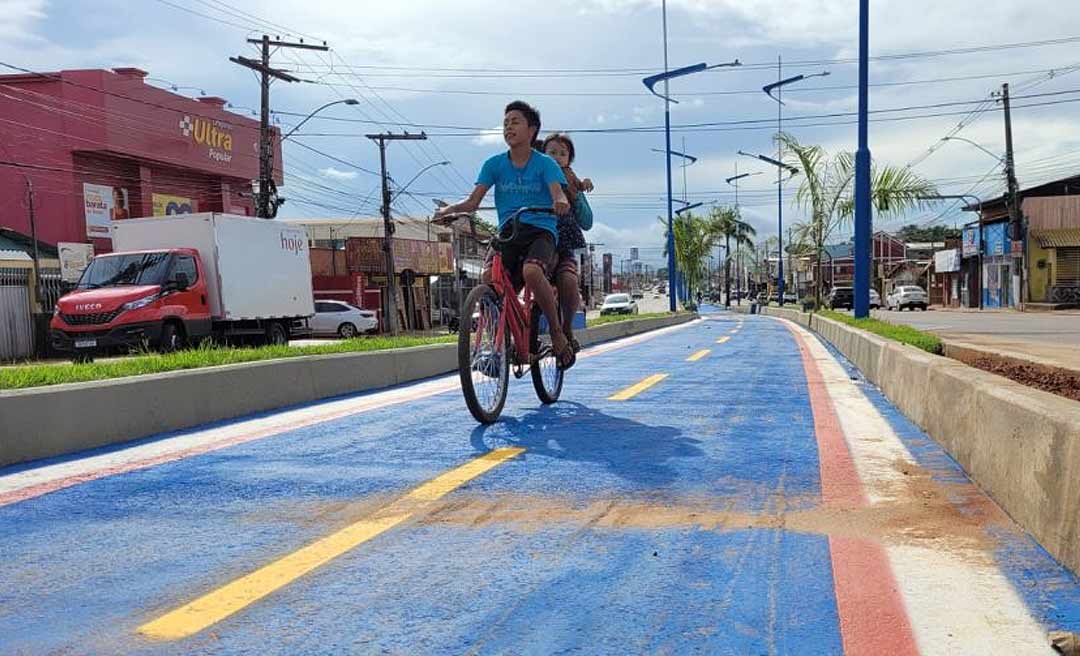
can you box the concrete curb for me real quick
[0,313,696,468]
[741,304,1080,575]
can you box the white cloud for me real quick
[319,166,358,180]
[0,0,46,41]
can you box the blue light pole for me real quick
[853,0,872,318]
[644,2,739,310]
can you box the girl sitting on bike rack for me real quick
[541,133,594,361]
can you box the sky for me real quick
[3,0,1080,266]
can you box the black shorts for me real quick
[484,224,557,290]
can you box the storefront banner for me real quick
[83,183,129,237]
[57,242,94,283]
[933,248,961,273]
[152,194,198,216]
[982,222,1010,257]
[962,225,980,257]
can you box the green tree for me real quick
[659,212,715,307]
[779,132,938,304]
[707,206,757,307]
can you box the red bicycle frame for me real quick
[476,252,534,366]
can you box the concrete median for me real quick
[0,313,696,468]
[754,305,1080,575]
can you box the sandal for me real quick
[551,329,576,371]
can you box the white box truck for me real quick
[51,213,314,358]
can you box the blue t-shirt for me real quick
[476,150,567,238]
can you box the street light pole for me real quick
[280,99,359,141]
[853,0,872,318]
[662,0,675,311]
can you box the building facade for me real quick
[0,68,281,253]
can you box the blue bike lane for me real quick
[1,308,1077,655]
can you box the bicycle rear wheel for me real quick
[459,284,509,424]
[530,304,564,404]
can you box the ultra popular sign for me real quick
[179,115,235,163]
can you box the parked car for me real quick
[600,293,639,315]
[631,290,644,300]
[887,285,929,311]
[312,300,378,337]
[869,289,881,309]
[827,287,854,310]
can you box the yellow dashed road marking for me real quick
[608,374,669,401]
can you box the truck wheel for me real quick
[266,322,289,347]
[158,323,184,353]
[338,322,358,338]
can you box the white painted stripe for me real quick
[0,318,700,498]
[782,319,1051,655]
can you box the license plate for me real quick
[74,339,97,349]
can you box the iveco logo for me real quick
[75,303,103,312]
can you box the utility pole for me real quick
[997,82,1024,306]
[231,35,328,218]
[366,131,427,334]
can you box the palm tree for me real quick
[778,132,938,305]
[707,206,757,307]
[659,212,715,308]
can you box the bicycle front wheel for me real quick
[459,284,510,424]
[530,304,564,404]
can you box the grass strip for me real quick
[587,311,676,327]
[818,310,943,355]
[0,335,455,391]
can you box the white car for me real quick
[600,293,639,316]
[311,300,378,337]
[886,285,928,311]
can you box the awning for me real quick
[1032,229,1080,249]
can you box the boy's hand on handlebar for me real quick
[554,199,571,216]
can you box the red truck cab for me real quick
[51,248,211,358]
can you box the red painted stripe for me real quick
[785,323,920,656]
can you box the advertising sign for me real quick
[961,225,979,257]
[57,242,94,283]
[152,194,198,216]
[83,183,129,237]
[933,248,961,273]
[983,222,1009,257]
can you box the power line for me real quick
[297,66,1074,98]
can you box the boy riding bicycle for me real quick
[434,100,574,367]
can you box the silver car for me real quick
[600,293,639,316]
[886,285,928,311]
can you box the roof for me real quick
[0,228,59,258]
[0,250,32,262]
[1032,228,1080,248]
[905,242,946,250]
[824,243,854,259]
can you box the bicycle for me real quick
[456,207,565,424]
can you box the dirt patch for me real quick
[947,348,1080,402]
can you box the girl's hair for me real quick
[542,133,576,164]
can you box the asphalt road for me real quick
[2,307,1077,654]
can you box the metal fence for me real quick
[38,268,64,312]
[0,267,33,361]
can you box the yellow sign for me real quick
[152,194,198,216]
